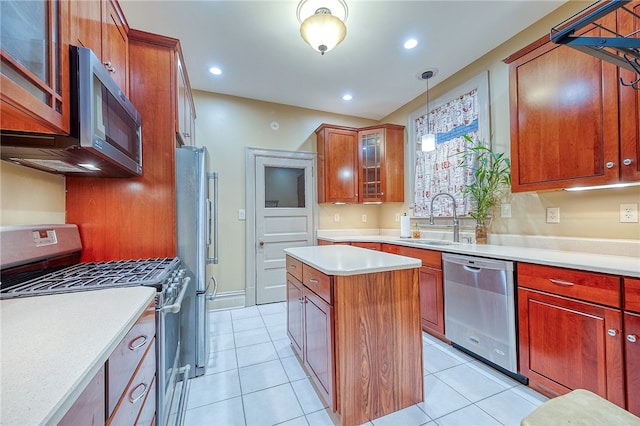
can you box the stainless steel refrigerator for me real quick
[176,146,218,378]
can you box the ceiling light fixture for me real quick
[418,69,437,152]
[404,39,418,49]
[297,0,348,55]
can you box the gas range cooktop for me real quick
[0,257,181,299]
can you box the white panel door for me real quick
[255,156,313,304]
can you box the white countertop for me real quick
[0,286,156,426]
[285,245,421,275]
[317,235,640,278]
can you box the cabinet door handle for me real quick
[128,335,149,351]
[623,158,632,166]
[607,329,618,337]
[549,278,574,286]
[606,161,614,169]
[309,279,319,284]
[289,264,297,269]
[128,382,148,404]
[628,334,638,343]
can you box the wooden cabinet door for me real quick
[286,273,304,357]
[618,1,640,183]
[316,125,358,203]
[69,0,102,54]
[507,12,620,192]
[518,288,625,407]
[102,0,128,94]
[59,365,105,426]
[176,55,195,146]
[350,242,381,251]
[303,288,334,409]
[419,265,445,339]
[625,311,640,416]
[357,125,404,203]
[1,0,70,134]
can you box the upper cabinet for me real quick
[505,3,639,192]
[176,54,196,146]
[358,124,404,203]
[315,123,405,204]
[316,124,359,203]
[69,0,129,95]
[0,0,70,134]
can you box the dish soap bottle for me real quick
[412,222,421,239]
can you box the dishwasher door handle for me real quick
[463,265,482,273]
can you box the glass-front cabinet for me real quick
[359,129,383,202]
[358,124,405,203]
[0,0,70,134]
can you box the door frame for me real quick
[245,148,317,306]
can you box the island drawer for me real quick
[625,277,640,313]
[517,263,621,308]
[286,256,303,282]
[303,264,332,304]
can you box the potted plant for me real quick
[456,135,511,244]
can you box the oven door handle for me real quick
[159,277,190,314]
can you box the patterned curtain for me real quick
[414,89,485,217]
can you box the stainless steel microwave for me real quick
[0,46,142,177]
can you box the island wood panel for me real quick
[66,31,179,261]
[334,268,423,425]
[286,273,304,358]
[518,288,625,407]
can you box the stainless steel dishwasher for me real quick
[443,253,526,383]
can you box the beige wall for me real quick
[0,161,65,225]
[1,1,638,298]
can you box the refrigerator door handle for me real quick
[207,172,218,264]
[205,275,218,301]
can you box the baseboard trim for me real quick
[207,290,246,311]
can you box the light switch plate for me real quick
[500,203,512,218]
[238,209,246,220]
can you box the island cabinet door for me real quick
[286,273,304,357]
[303,288,335,410]
[518,288,625,407]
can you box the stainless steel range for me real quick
[0,224,190,426]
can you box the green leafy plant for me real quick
[456,134,511,225]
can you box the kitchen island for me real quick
[0,286,156,425]
[284,245,423,426]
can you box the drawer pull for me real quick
[628,334,638,343]
[128,335,149,351]
[608,329,618,337]
[289,264,297,269]
[549,278,574,286]
[128,382,148,404]
[309,279,319,284]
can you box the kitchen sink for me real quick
[411,240,457,246]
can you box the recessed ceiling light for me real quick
[209,67,222,75]
[342,94,352,101]
[404,39,418,49]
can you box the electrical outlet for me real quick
[238,209,246,220]
[546,207,560,223]
[500,203,512,218]
[395,213,401,222]
[334,214,340,222]
[361,214,367,223]
[620,203,639,223]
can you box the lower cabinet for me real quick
[350,242,381,251]
[59,365,106,426]
[517,263,625,408]
[382,244,445,340]
[303,287,334,407]
[286,272,304,357]
[60,300,157,424]
[624,278,640,416]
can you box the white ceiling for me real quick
[119,0,568,120]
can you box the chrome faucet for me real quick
[429,193,459,243]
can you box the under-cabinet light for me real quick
[564,182,640,191]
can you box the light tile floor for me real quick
[183,302,548,426]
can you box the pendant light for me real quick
[420,69,436,152]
